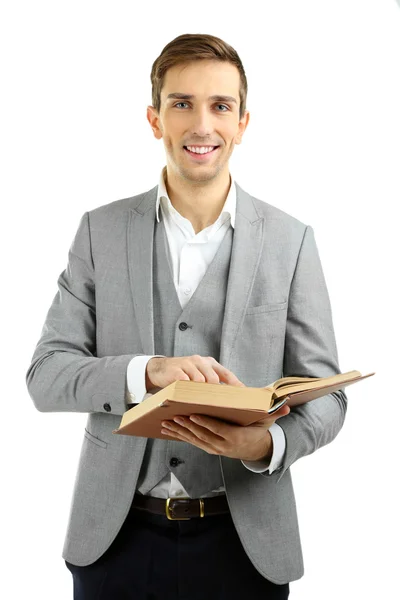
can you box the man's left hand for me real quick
[160,404,290,462]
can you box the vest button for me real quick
[170,457,180,467]
[179,322,188,331]
[103,403,111,412]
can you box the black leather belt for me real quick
[132,492,230,520]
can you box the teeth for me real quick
[186,146,215,154]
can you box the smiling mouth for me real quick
[183,146,220,158]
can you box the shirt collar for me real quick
[156,166,236,229]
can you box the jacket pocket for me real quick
[84,428,108,449]
[245,300,288,315]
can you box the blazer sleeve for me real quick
[26,211,139,416]
[262,224,348,483]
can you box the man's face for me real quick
[147,60,249,184]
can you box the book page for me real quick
[271,376,322,390]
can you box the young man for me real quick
[26,33,347,599]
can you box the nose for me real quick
[189,106,214,138]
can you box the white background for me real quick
[1,1,399,598]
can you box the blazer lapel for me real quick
[127,186,158,355]
[219,182,265,370]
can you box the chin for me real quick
[181,167,221,183]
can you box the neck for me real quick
[163,166,231,235]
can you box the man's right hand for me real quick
[145,355,245,392]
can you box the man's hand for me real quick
[146,355,244,391]
[160,404,290,462]
[147,354,290,461]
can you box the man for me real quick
[26,33,348,599]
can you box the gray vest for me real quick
[136,214,233,498]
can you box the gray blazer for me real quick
[26,182,347,584]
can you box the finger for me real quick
[173,416,226,444]
[274,405,290,420]
[181,355,222,384]
[180,359,208,383]
[195,357,221,384]
[211,361,244,387]
[188,414,231,439]
[162,422,220,453]
[174,370,190,381]
[183,356,229,385]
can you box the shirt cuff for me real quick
[126,355,165,405]
[241,423,286,474]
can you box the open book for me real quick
[112,370,375,440]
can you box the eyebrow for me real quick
[166,93,237,104]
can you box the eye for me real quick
[173,102,230,111]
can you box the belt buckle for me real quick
[165,497,205,520]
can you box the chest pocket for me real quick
[245,300,288,316]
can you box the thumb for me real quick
[274,405,290,420]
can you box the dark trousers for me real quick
[65,500,290,599]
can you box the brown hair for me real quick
[150,33,248,120]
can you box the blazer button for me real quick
[170,457,180,467]
[103,403,111,412]
[179,322,188,331]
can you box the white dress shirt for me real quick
[125,166,286,498]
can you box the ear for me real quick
[235,110,250,145]
[147,106,163,140]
